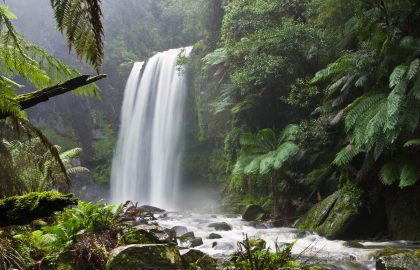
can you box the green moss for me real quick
[295,184,365,239]
[0,192,77,227]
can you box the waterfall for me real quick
[110,47,192,209]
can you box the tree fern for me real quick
[389,65,407,88]
[50,0,104,72]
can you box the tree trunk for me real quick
[271,174,280,218]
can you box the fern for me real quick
[50,0,104,72]
[203,48,228,67]
[407,58,419,80]
[404,138,420,147]
[399,162,418,188]
[333,144,362,166]
[379,162,399,185]
[389,65,407,88]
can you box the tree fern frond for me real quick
[379,162,399,185]
[399,161,418,188]
[50,0,104,72]
[404,138,420,148]
[333,144,362,166]
[407,58,419,80]
[344,94,386,132]
[273,142,299,169]
[60,147,82,159]
[389,65,407,88]
[67,166,90,175]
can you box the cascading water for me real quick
[110,47,192,209]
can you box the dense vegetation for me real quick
[0,0,419,269]
[187,0,420,236]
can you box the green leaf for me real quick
[407,58,419,80]
[0,5,17,19]
[404,138,420,148]
[379,162,399,185]
[389,65,407,88]
[399,162,418,188]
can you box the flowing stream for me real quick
[110,47,192,209]
[110,47,419,269]
[157,211,419,270]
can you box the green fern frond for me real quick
[407,58,419,80]
[273,142,299,169]
[333,144,362,166]
[389,65,407,88]
[50,0,104,72]
[379,162,399,185]
[67,166,90,175]
[60,147,82,159]
[399,162,418,188]
[203,48,228,67]
[344,94,386,132]
[404,138,420,147]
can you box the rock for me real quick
[190,237,203,247]
[242,204,267,221]
[295,183,365,239]
[208,222,232,231]
[376,251,420,270]
[139,205,166,213]
[106,244,183,270]
[179,232,195,242]
[133,224,176,245]
[172,226,188,237]
[181,249,217,270]
[208,233,222,239]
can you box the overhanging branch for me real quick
[0,74,107,119]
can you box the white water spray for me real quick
[110,47,192,209]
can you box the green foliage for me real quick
[50,0,104,72]
[0,136,88,197]
[16,201,121,258]
[234,125,299,176]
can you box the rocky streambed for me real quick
[107,205,420,270]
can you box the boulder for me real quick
[376,251,420,270]
[179,232,195,242]
[208,233,222,239]
[139,205,166,213]
[106,244,183,270]
[133,224,176,244]
[181,249,217,270]
[208,222,232,231]
[190,237,203,248]
[172,226,188,237]
[295,184,365,239]
[242,204,267,221]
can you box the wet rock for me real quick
[208,233,222,239]
[106,244,183,270]
[208,222,232,231]
[179,232,195,242]
[242,204,267,221]
[182,249,217,270]
[295,184,365,239]
[172,226,188,237]
[190,237,203,248]
[134,224,176,245]
[138,205,166,213]
[376,251,420,270]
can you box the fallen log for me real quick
[0,191,78,227]
[0,74,107,119]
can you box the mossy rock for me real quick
[376,251,420,270]
[0,192,77,227]
[295,184,365,239]
[181,249,217,270]
[106,244,183,270]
